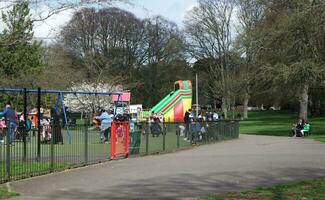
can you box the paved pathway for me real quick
[9,135,325,200]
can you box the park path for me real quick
[9,134,325,200]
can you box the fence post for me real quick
[176,123,180,148]
[204,123,208,143]
[216,122,221,141]
[189,123,193,144]
[50,121,54,172]
[84,118,88,165]
[5,123,10,181]
[145,120,151,155]
[230,121,235,138]
[37,87,41,161]
[162,123,166,151]
[23,88,27,161]
[236,120,239,138]
[145,129,149,155]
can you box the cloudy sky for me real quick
[32,0,198,42]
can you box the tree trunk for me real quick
[222,97,228,119]
[243,93,249,119]
[299,84,309,120]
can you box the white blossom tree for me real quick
[64,82,123,114]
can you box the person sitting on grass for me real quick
[292,118,304,137]
[301,120,311,136]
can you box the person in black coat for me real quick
[292,119,304,137]
[184,109,191,139]
[51,108,63,144]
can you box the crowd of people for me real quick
[3,102,310,146]
[181,109,221,142]
[0,103,64,146]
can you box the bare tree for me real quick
[185,0,235,119]
[141,16,186,105]
[0,0,130,45]
[235,0,266,118]
[60,7,145,82]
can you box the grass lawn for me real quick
[240,111,325,138]
[0,186,19,199]
[201,178,325,200]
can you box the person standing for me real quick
[184,109,191,140]
[0,103,17,145]
[96,109,112,143]
[51,108,63,144]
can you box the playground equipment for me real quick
[110,121,130,160]
[0,87,123,161]
[129,104,142,122]
[151,80,192,122]
[112,92,131,114]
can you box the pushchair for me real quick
[191,122,205,142]
[40,119,51,144]
[15,119,32,141]
[150,122,162,137]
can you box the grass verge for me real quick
[202,178,325,200]
[240,111,325,139]
[0,185,19,199]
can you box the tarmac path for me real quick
[9,134,325,200]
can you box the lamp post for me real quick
[196,73,199,119]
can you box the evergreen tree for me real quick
[0,1,44,82]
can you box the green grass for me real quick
[240,111,325,138]
[201,178,325,200]
[0,161,71,181]
[305,134,325,142]
[0,185,19,199]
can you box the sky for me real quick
[30,0,198,42]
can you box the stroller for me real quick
[150,121,162,137]
[40,118,51,144]
[191,122,206,142]
[15,119,32,141]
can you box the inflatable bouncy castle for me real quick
[151,80,192,122]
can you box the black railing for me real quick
[0,120,239,183]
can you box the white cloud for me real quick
[0,2,74,44]
[33,5,74,42]
[1,1,200,43]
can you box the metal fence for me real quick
[0,120,239,183]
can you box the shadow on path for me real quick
[45,168,325,200]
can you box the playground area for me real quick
[0,81,241,183]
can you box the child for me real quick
[0,119,6,144]
[179,124,185,137]
[301,121,311,136]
